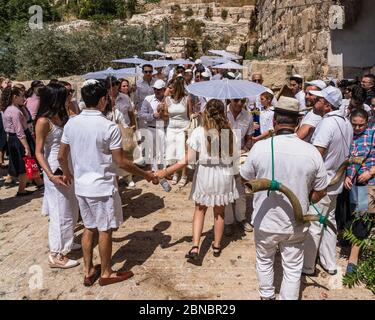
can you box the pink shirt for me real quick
[3,105,28,139]
[26,94,40,120]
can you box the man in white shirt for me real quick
[135,64,156,113]
[139,79,167,172]
[58,80,157,287]
[297,80,327,142]
[303,86,353,276]
[240,96,328,300]
[225,99,254,236]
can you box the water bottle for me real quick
[160,178,172,192]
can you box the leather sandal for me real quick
[185,246,199,261]
[83,264,101,287]
[212,244,222,257]
[98,271,134,287]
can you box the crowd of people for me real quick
[0,61,375,299]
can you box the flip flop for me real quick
[83,265,101,287]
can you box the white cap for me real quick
[201,71,210,78]
[153,79,166,89]
[305,80,327,90]
[185,69,192,73]
[195,59,202,64]
[83,79,99,87]
[265,88,274,95]
[291,74,303,79]
[309,85,342,109]
[227,72,236,79]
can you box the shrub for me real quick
[185,19,205,38]
[204,7,213,20]
[4,24,161,80]
[221,9,228,21]
[184,7,194,17]
[342,214,375,294]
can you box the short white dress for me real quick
[165,96,190,164]
[43,120,79,254]
[187,126,240,207]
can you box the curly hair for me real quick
[202,99,234,157]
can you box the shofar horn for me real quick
[328,157,365,187]
[244,179,337,233]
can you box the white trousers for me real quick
[254,229,306,300]
[147,127,166,171]
[44,176,79,254]
[303,194,338,274]
[225,175,246,225]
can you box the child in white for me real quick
[157,99,239,260]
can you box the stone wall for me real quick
[256,0,374,78]
[256,0,333,77]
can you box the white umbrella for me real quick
[82,67,117,80]
[147,60,170,68]
[168,58,194,65]
[82,67,142,80]
[187,79,266,99]
[144,50,167,56]
[212,61,245,70]
[112,56,148,65]
[208,50,242,60]
[212,57,232,65]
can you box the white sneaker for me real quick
[240,220,253,232]
[171,173,179,185]
[48,253,80,269]
[71,243,82,251]
[127,181,136,189]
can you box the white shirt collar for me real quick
[81,109,103,116]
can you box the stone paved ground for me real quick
[0,168,373,300]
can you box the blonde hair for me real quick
[202,99,234,157]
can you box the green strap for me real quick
[268,135,280,196]
[311,202,327,228]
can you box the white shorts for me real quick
[76,192,123,232]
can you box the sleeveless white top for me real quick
[166,96,190,130]
[44,120,63,172]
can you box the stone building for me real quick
[255,0,375,80]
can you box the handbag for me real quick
[119,125,137,158]
[23,156,40,180]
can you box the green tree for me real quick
[8,25,161,79]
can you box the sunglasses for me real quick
[253,79,262,83]
[143,70,153,74]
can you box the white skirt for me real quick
[165,125,189,164]
[189,164,240,207]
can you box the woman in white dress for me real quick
[164,77,193,187]
[35,83,80,269]
[157,99,239,260]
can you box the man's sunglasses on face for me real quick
[143,70,153,74]
[253,79,262,83]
